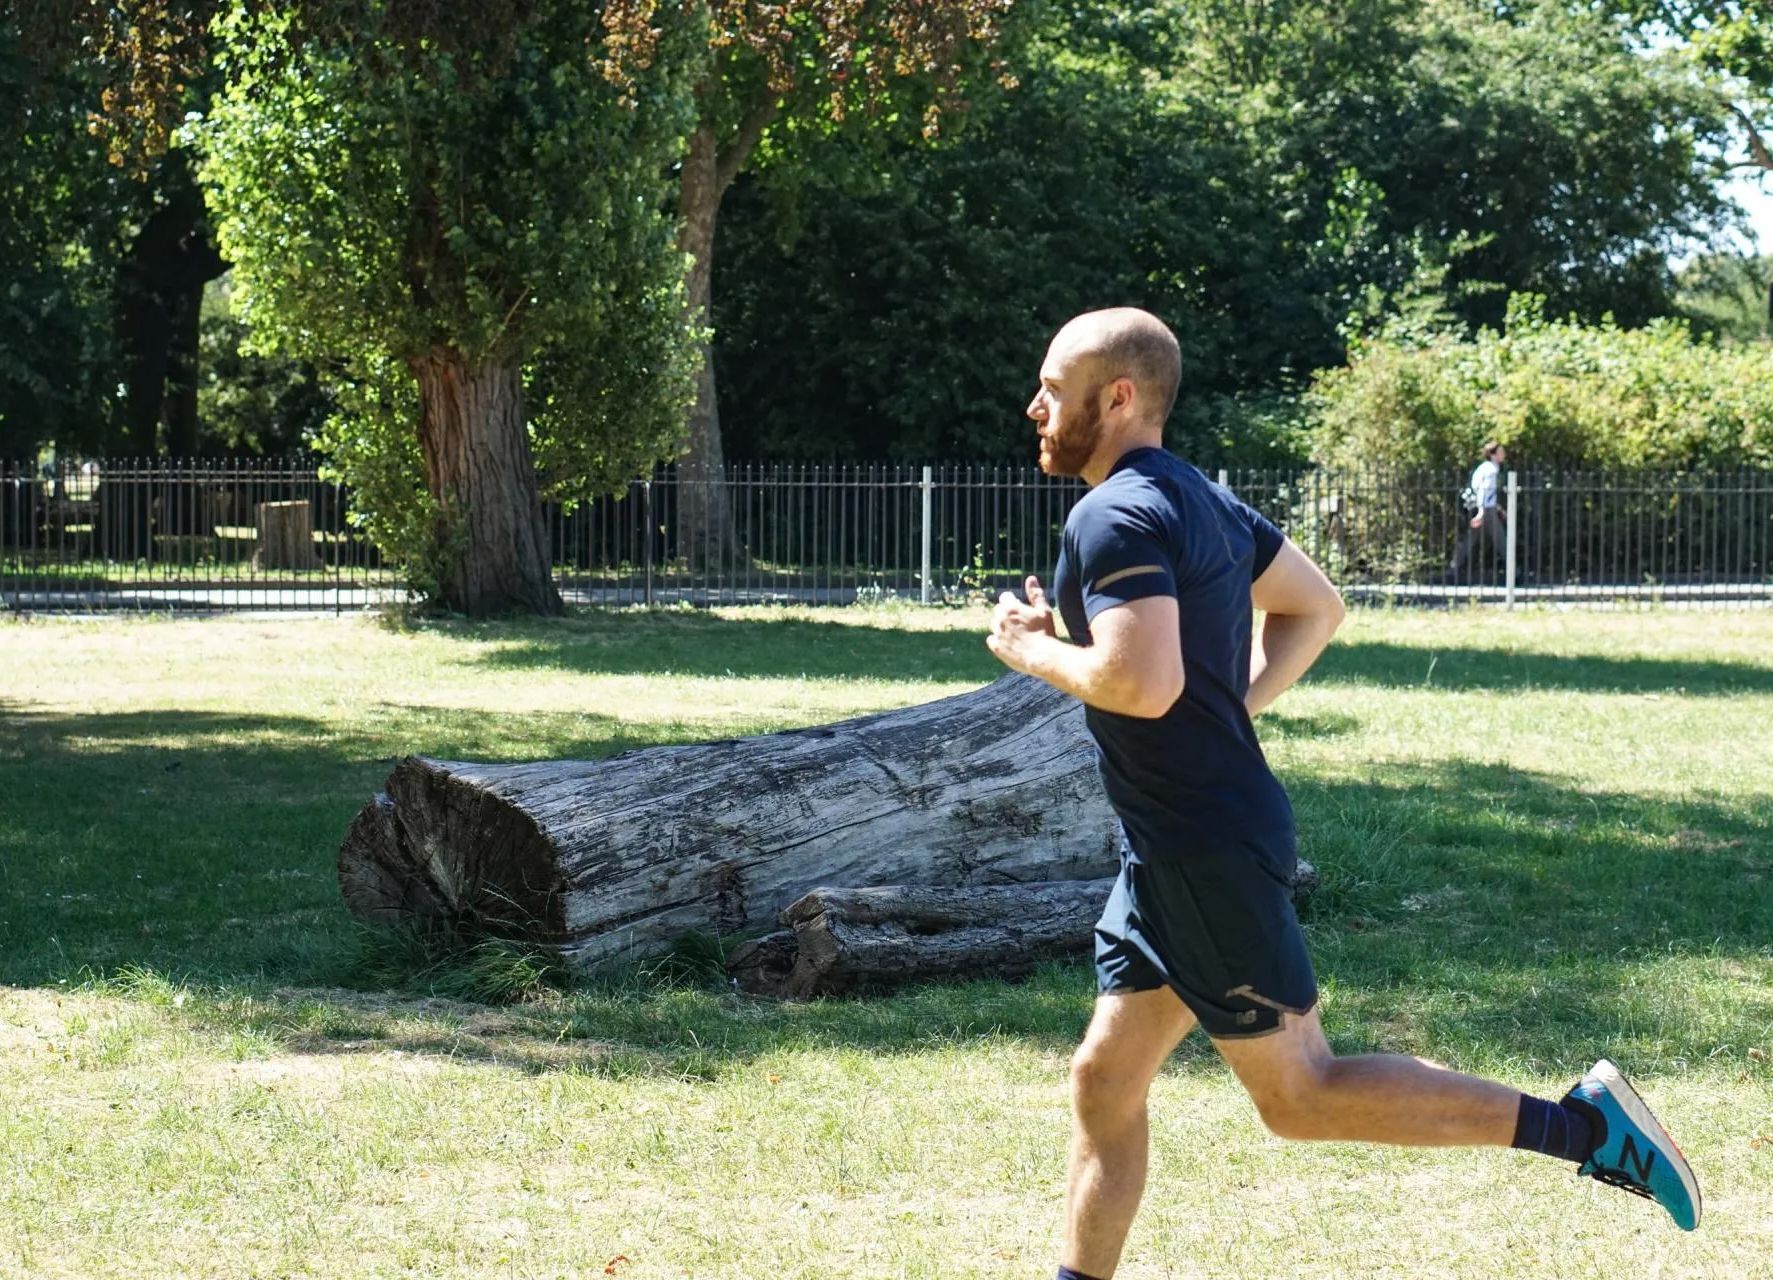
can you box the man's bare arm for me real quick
[987,577,1183,718]
[1247,539,1345,716]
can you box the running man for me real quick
[985,308,1700,1280]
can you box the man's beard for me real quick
[1038,391,1103,477]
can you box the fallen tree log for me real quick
[728,860,1320,999]
[726,879,1113,998]
[338,673,1121,970]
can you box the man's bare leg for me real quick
[1211,1006,1518,1145]
[1063,987,1197,1278]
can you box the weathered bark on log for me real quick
[728,859,1320,999]
[338,673,1121,970]
[727,879,1113,998]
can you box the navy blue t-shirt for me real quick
[1052,447,1292,851]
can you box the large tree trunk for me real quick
[162,280,203,460]
[676,123,737,572]
[338,673,1119,970]
[675,101,774,571]
[116,274,172,456]
[410,351,563,617]
[115,150,225,457]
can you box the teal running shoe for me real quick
[1562,1059,1702,1231]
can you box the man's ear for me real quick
[1108,376,1136,414]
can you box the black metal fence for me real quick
[3,457,1770,612]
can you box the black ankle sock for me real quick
[1057,1268,1109,1280]
[1511,1093,1595,1164]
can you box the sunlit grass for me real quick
[1,605,1769,1278]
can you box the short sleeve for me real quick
[1244,502,1285,579]
[1073,501,1177,623]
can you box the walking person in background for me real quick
[986,311,1698,1280]
[1449,440,1508,582]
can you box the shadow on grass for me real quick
[1257,709,1362,740]
[391,610,1773,696]
[429,608,1004,684]
[9,692,1765,1081]
[1314,639,1773,696]
[0,703,692,989]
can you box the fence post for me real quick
[1505,469,1519,609]
[920,465,933,605]
[643,477,654,609]
[1216,468,1229,488]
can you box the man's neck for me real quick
[1082,431,1164,488]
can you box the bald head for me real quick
[1050,308,1182,429]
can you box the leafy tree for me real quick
[1676,250,1773,339]
[1312,293,1773,471]
[4,3,229,461]
[1160,0,1728,332]
[710,0,1729,462]
[711,5,1284,461]
[1391,2,1726,327]
[1613,2,1773,173]
[196,277,333,455]
[600,0,1014,559]
[198,2,700,615]
[0,11,130,459]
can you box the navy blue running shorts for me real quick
[1094,827,1318,1038]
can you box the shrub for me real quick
[1311,294,1773,472]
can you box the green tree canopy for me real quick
[0,14,132,458]
[600,0,1014,562]
[197,1,701,613]
[710,0,1732,463]
[1676,249,1773,339]
[1613,2,1773,173]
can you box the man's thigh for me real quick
[1077,987,1199,1087]
[1209,1005,1332,1101]
[1104,835,1317,1038]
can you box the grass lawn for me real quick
[1,604,1770,1279]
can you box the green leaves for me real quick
[709,0,1735,463]
[0,20,138,458]
[190,3,704,591]
[1312,295,1773,471]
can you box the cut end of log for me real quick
[337,756,568,943]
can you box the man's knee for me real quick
[1244,1064,1335,1140]
[1069,1041,1152,1129]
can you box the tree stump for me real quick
[338,674,1121,970]
[253,500,320,570]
